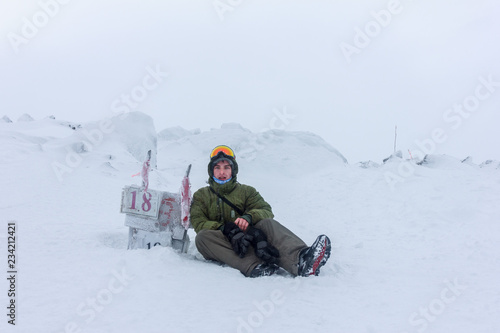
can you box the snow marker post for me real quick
[180,164,192,230]
[172,164,192,253]
[120,152,191,253]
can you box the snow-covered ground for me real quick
[1,112,499,333]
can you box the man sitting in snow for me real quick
[190,145,331,277]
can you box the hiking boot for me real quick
[298,235,331,277]
[249,263,280,278]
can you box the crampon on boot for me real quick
[249,263,280,278]
[298,235,331,277]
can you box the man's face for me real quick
[213,160,232,181]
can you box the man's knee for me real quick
[254,218,274,228]
[254,218,278,234]
[195,229,217,248]
[195,229,220,260]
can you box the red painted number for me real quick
[142,192,152,212]
[128,190,153,213]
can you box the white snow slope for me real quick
[1,112,499,333]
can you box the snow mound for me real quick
[382,150,403,164]
[480,160,500,169]
[106,112,157,167]
[49,112,159,182]
[0,117,73,163]
[2,115,12,123]
[157,123,348,186]
[0,112,158,184]
[18,113,34,121]
[417,154,478,169]
[60,121,82,130]
[356,160,380,169]
[158,126,201,141]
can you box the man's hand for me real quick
[234,217,249,232]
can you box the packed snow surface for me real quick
[1,112,499,333]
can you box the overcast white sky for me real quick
[1,0,499,163]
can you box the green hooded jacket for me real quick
[190,177,274,233]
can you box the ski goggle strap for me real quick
[210,145,235,159]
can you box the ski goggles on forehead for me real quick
[210,145,235,159]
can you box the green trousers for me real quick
[195,218,307,277]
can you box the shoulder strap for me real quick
[209,187,244,216]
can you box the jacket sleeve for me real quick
[243,186,274,224]
[190,188,223,233]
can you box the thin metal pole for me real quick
[394,125,397,153]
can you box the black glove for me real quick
[222,223,251,258]
[246,227,280,265]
